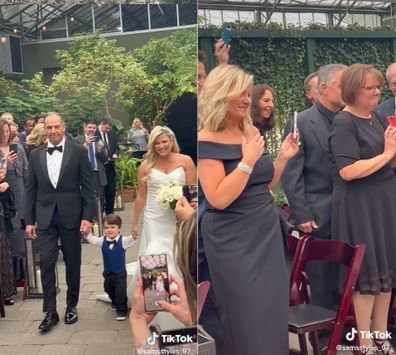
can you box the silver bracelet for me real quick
[237,162,252,175]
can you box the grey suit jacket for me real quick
[76,135,108,186]
[281,104,333,238]
[375,97,395,118]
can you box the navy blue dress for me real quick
[199,141,288,355]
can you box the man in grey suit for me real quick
[376,62,396,118]
[281,64,347,308]
[76,119,108,203]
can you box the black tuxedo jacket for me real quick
[96,129,120,158]
[25,139,95,230]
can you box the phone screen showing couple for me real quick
[139,253,170,313]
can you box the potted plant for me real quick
[115,154,141,202]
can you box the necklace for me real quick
[368,116,373,126]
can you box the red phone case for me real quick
[387,116,396,127]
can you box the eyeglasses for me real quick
[361,85,381,93]
[389,81,396,88]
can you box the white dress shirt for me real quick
[85,234,136,250]
[47,137,65,189]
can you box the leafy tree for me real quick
[118,28,197,128]
[49,33,127,129]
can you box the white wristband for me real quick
[237,162,252,175]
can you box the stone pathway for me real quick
[0,199,355,355]
[0,202,138,355]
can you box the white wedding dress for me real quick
[128,167,186,329]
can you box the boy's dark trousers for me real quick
[103,270,127,312]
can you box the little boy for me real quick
[85,214,136,321]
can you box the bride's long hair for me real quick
[143,126,180,183]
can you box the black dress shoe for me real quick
[64,307,78,324]
[38,312,59,331]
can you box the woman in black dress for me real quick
[198,64,299,355]
[329,64,396,354]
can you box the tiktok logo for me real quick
[147,332,159,346]
[346,328,358,341]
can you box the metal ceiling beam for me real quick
[3,4,34,22]
[264,0,282,24]
[336,0,358,25]
[23,4,65,38]
[198,1,389,14]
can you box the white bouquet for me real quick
[156,181,183,210]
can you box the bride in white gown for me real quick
[129,126,196,329]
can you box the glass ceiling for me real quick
[0,2,197,41]
[199,0,392,13]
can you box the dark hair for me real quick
[104,214,122,228]
[100,118,112,126]
[24,116,35,124]
[198,50,206,64]
[251,84,276,134]
[0,119,12,144]
[34,115,45,123]
[84,119,98,126]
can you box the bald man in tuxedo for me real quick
[26,113,95,331]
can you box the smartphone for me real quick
[0,157,7,172]
[292,111,298,139]
[9,144,17,154]
[221,25,232,46]
[158,326,198,353]
[182,184,198,204]
[139,253,170,313]
[388,116,396,127]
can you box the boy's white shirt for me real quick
[86,234,136,250]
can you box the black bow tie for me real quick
[106,239,117,245]
[47,146,63,155]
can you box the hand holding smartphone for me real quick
[387,116,396,127]
[182,184,198,204]
[221,25,232,47]
[9,143,17,154]
[292,111,298,140]
[139,253,170,313]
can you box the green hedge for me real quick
[199,25,396,155]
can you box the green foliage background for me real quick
[200,23,395,156]
[0,28,197,135]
